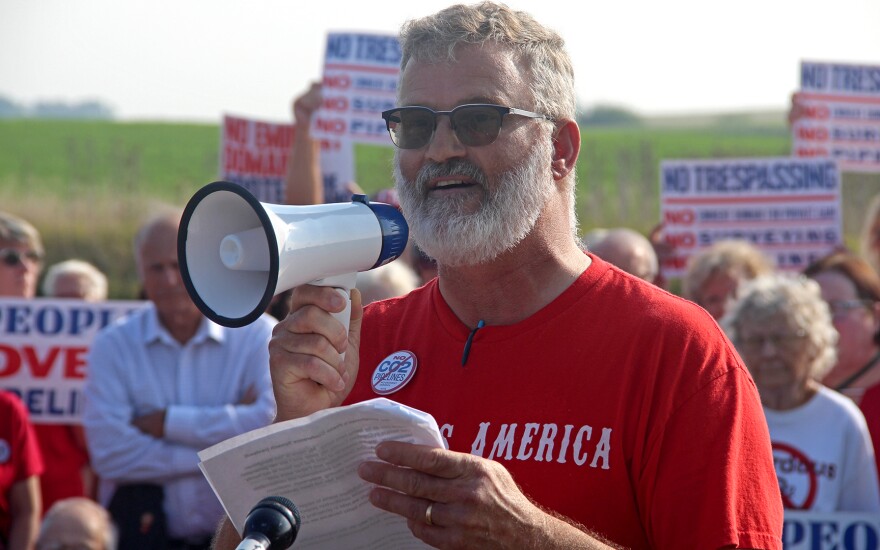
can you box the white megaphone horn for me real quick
[177,181,408,329]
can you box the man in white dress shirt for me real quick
[83,209,276,550]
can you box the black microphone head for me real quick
[243,496,301,549]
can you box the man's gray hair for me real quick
[398,2,580,237]
[586,228,659,283]
[37,497,118,550]
[42,259,109,300]
[133,207,182,280]
[399,1,576,120]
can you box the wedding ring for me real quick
[425,502,434,526]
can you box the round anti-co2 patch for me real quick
[371,350,418,395]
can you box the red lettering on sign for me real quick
[24,347,60,378]
[796,127,829,141]
[315,118,347,134]
[803,105,830,120]
[225,118,249,144]
[796,147,829,157]
[0,345,90,380]
[664,233,696,248]
[255,123,293,149]
[0,344,21,376]
[322,74,351,89]
[322,97,349,111]
[663,210,695,225]
[64,347,88,379]
[224,147,289,177]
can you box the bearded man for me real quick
[217,2,783,548]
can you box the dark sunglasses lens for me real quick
[388,108,435,149]
[1,251,21,266]
[452,106,503,146]
[0,250,42,266]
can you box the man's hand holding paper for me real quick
[359,441,558,550]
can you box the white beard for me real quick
[394,139,554,267]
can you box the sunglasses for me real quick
[827,299,874,318]
[0,248,43,267]
[381,104,553,150]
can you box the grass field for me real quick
[2,118,878,298]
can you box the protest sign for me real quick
[219,31,398,204]
[783,510,880,549]
[220,114,293,203]
[792,61,880,173]
[659,157,842,277]
[219,115,354,204]
[0,298,144,424]
[310,32,401,146]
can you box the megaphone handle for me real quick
[312,272,358,361]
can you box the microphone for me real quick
[234,496,301,550]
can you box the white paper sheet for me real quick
[198,398,444,549]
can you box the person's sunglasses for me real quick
[381,104,553,150]
[0,248,43,267]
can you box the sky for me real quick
[2,0,879,123]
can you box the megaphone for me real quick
[177,181,408,329]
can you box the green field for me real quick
[2,118,878,298]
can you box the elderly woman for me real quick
[0,212,44,549]
[723,274,880,511]
[804,251,880,486]
[1,212,96,522]
[683,239,774,320]
[804,251,880,399]
[0,211,44,297]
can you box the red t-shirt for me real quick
[33,424,89,513]
[0,392,44,543]
[347,255,783,549]
[858,383,880,479]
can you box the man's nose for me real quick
[758,338,780,356]
[425,116,467,163]
[162,265,182,285]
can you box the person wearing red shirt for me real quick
[216,3,783,548]
[0,211,93,514]
[0,391,43,550]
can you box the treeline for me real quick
[579,104,642,126]
[0,94,771,128]
[0,92,633,125]
[0,95,114,119]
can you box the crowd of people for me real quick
[2,2,879,549]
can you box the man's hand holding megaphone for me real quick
[177,182,409,422]
[269,284,364,421]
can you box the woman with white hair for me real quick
[723,274,880,512]
[683,239,774,320]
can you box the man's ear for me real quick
[551,119,580,181]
